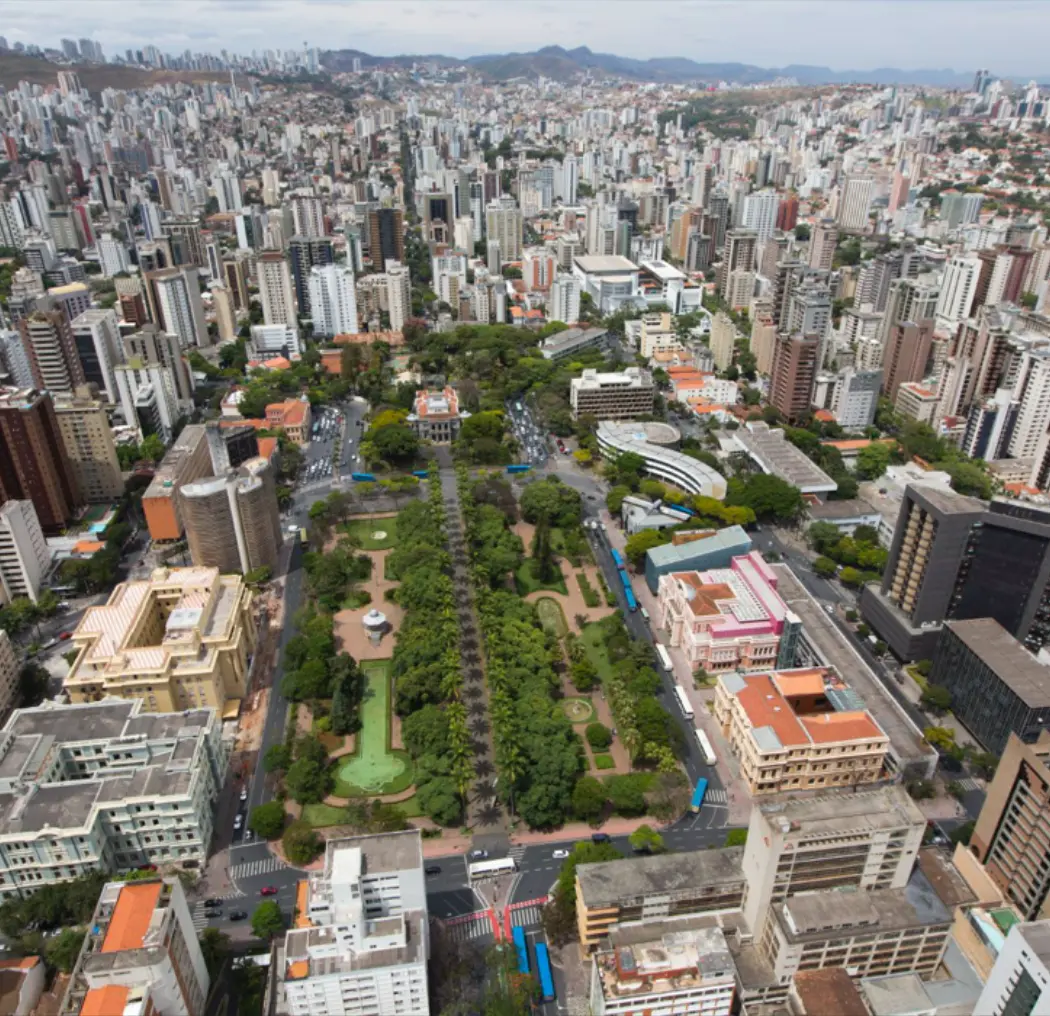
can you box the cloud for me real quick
[0,0,1045,75]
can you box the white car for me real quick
[552,848,570,859]
[233,814,243,830]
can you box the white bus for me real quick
[655,643,673,673]
[695,728,717,766]
[468,857,517,880]
[673,684,694,719]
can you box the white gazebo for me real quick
[362,608,388,646]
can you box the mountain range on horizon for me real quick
[322,44,1045,88]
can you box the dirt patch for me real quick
[234,688,269,753]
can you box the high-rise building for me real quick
[141,425,211,542]
[836,175,875,232]
[718,229,758,296]
[749,307,777,376]
[114,360,182,443]
[162,217,205,267]
[67,565,255,712]
[122,323,194,405]
[70,308,121,403]
[1008,350,1050,461]
[288,235,334,316]
[385,260,411,332]
[741,189,779,244]
[53,387,123,503]
[258,251,298,327]
[486,197,523,260]
[974,920,1050,1016]
[0,499,49,604]
[96,232,130,277]
[19,310,84,393]
[368,207,404,266]
[147,267,209,348]
[211,282,237,342]
[935,255,981,324]
[768,332,819,422]
[276,831,430,1016]
[881,319,934,400]
[181,457,282,576]
[0,387,80,532]
[709,311,735,370]
[941,191,984,231]
[290,194,325,238]
[64,877,210,1016]
[0,631,17,722]
[807,219,838,271]
[222,257,249,311]
[308,264,359,337]
[549,273,581,324]
[741,785,925,936]
[114,276,148,326]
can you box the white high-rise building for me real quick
[935,256,981,324]
[0,499,49,604]
[212,167,242,213]
[277,831,430,1016]
[0,330,34,388]
[550,273,581,324]
[290,194,325,238]
[837,175,875,232]
[974,920,1050,1016]
[258,252,298,327]
[485,197,523,260]
[308,264,358,337]
[151,268,209,348]
[709,311,736,370]
[114,361,181,443]
[741,189,779,244]
[96,233,130,277]
[1009,350,1050,460]
[386,260,411,332]
[71,308,122,403]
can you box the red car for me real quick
[58,632,72,641]
[260,886,279,896]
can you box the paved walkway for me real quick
[332,546,402,661]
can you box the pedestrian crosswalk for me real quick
[191,892,244,931]
[440,911,494,944]
[230,856,289,881]
[509,904,543,928]
[706,788,728,805]
[953,777,983,792]
[508,845,527,863]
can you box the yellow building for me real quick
[65,566,255,714]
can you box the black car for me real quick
[204,907,223,918]
[229,910,248,921]
[424,865,441,876]
[204,898,223,908]
[591,833,611,844]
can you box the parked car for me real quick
[58,631,72,640]
[233,814,243,830]
[260,886,279,896]
[204,908,223,918]
[240,788,248,802]
[229,910,248,921]
[591,833,611,844]
[552,849,570,859]
[424,865,441,876]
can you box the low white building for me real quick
[250,323,301,359]
[572,255,640,315]
[597,421,727,499]
[275,831,430,1016]
[0,699,226,898]
[571,367,655,420]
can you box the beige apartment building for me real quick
[570,367,655,420]
[972,730,1050,921]
[66,565,256,714]
[53,388,124,502]
[0,631,17,723]
[714,668,888,796]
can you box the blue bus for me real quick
[667,502,697,517]
[621,575,638,612]
[511,926,529,975]
[412,470,429,479]
[506,463,532,474]
[610,548,625,570]
[690,777,709,813]
[534,942,555,1002]
[350,472,377,482]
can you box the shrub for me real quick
[576,572,600,608]
[724,828,748,847]
[282,821,323,865]
[586,722,612,749]
[593,754,615,770]
[249,801,286,840]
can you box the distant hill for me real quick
[0,51,230,92]
[322,45,1041,88]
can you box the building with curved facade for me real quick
[596,420,727,498]
[181,456,281,575]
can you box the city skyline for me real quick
[2,0,1049,78]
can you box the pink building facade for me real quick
[655,552,794,674]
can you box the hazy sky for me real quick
[2,0,1046,75]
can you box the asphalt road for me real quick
[507,396,549,467]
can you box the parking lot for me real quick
[506,397,549,466]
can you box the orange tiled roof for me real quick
[287,960,309,980]
[800,711,883,744]
[257,436,278,460]
[102,882,162,953]
[82,986,131,1016]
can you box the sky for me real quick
[1,0,1047,76]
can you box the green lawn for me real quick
[535,596,568,637]
[593,754,615,770]
[331,660,415,796]
[579,622,616,682]
[344,517,399,550]
[301,803,350,827]
[393,795,423,819]
[514,558,568,596]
